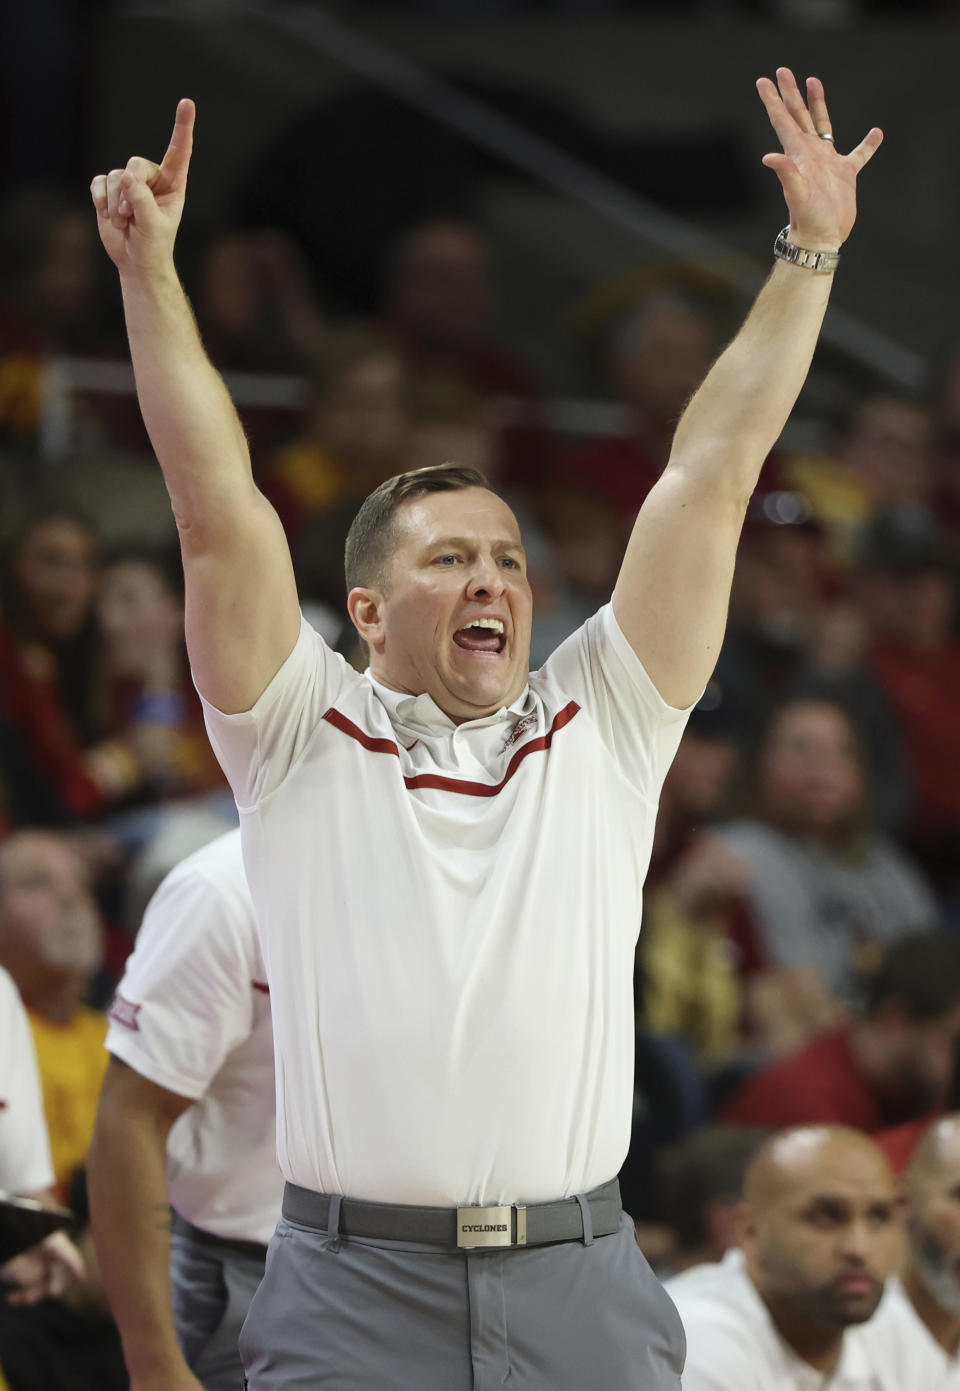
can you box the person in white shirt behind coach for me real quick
[89,67,882,1391]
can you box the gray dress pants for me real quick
[170,1222,266,1391]
[239,1210,685,1390]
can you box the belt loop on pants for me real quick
[576,1193,594,1247]
[325,1193,343,1253]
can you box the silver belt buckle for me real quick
[456,1203,527,1250]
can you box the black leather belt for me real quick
[281,1178,621,1251]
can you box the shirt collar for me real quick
[366,673,532,733]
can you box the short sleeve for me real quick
[0,967,54,1194]
[537,604,697,802]
[106,860,259,1100]
[197,616,361,810]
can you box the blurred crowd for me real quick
[2,171,960,1385]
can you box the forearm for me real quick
[667,258,834,498]
[87,1104,186,1380]
[119,267,255,535]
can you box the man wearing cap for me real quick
[89,67,881,1390]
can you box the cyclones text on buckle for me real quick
[456,1203,527,1249]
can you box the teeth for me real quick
[466,618,504,634]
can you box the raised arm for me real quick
[90,100,300,713]
[612,69,882,708]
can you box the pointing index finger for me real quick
[155,98,195,195]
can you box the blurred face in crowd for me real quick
[730,525,823,642]
[612,298,715,428]
[0,832,102,989]
[666,730,739,817]
[13,515,99,642]
[905,1120,960,1316]
[98,558,183,680]
[758,699,863,836]
[198,232,261,339]
[315,351,411,480]
[875,1002,960,1111]
[740,1128,902,1335]
[387,222,494,352]
[858,566,956,655]
[28,210,99,331]
[351,487,532,722]
[842,396,934,507]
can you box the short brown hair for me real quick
[344,463,493,592]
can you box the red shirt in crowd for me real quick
[720,1025,927,1133]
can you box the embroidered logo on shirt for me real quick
[500,713,537,754]
[109,992,141,1032]
[252,980,270,995]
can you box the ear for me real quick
[347,586,386,653]
[731,1200,756,1253]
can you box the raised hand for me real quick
[90,99,195,274]
[756,68,882,251]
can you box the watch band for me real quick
[773,225,840,274]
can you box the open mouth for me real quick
[452,619,506,655]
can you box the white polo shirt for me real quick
[201,603,691,1206]
[106,831,282,1246]
[0,965,54,1195]
[667,1249,924,1391]
[863,1277,960,1388]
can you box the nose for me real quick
[466,556,505,600]
[838,1220,873,1264]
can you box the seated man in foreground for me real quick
[667,1126,913,1390]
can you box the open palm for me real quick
[757,68,882,250]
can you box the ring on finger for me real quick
[818,131,835,142]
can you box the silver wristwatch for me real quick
[773,225,840,274]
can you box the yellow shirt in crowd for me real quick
[28,1006,108,1200]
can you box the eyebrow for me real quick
[426,536,525,553]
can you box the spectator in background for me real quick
[856,507,960,909]
[0,188,119,449]
[1,504,101,748]
[97,548,225,805]
[0,831,107,1202]
[188,227,326,460]
[719,695,936,1005]
[652,1125,769,1276]
[721,930,960,1134]
[666,1126,909,1391]
[640,686,747,1067]
[785,392,936,560]
[566,290,718,542]
[380,218,552,488]
[266,327,412,594]
[0,963,84,1307]
[867,1116,960,1381]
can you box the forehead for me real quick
[0,835,84,885]
[396,488,522,548]
[778,1147,896,1209]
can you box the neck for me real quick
[762,1294,845,1374]
[21,973,83,1026]
[848,1018,892,1085]
[903,1264,960,1355]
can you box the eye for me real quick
[499,556,519,569]
[436,554,461,566]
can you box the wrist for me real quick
[774,226,841,274]
[789,224,842,253]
